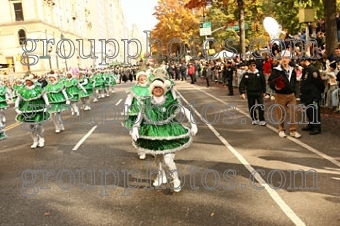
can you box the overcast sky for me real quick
[120,0,159,34]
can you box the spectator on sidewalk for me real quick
[204,62,212,87]
[224,60,235,96]
[188,62,196,84]
[263,55,274,99]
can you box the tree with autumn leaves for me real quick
[150,0,200,62]
[151,0,340,60]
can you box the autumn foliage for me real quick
[151,0,200,58]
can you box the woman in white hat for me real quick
[78,71,92,111]
[91,70,106,100]
[14,74,50,148]
[0,79,10,140]
[123,70,151,159]
[62,71,86,116]
[45,73,70,133]
[12,78,24,103]
[130,78,198,192]
[0,79,10,124]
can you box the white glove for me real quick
[15,108,22,114]
[190,124,198,136]
[123,106,130,115]
[131,127,139,141]
[44,105,51,112]
[66,100,70,105]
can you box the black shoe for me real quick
[227,94,233,96]
[309,129,321,135]
[301,126,312,131]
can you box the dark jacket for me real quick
[300,64,324,103]
[223,65,235,81]
[239,69,266,96]
[268,65,297,95]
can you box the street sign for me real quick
[200,22,211,36]
[226,23,249,31]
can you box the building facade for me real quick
[0,0,132,78]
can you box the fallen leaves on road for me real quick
[210,212,215,217]
[44,212,50,216]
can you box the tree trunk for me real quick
[324,0,338,57]
[238,0,246,60]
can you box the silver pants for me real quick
[154,153,179,181]
[29,124,44,142]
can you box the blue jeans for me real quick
[332,88,339,106]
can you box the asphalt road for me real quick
[0,78,339,226]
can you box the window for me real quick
[18,29,26,45]
[13,3,24,21]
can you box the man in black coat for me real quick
[223,61,235,95]
[239,59,267,126]
[299,57,325,135]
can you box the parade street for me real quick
[0,79,339,226]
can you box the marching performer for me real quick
[15,74,51,148]
[12,78,24,103]
[0,80,10,124]
[63,71,86,116]
[45,73,70,133]
[0,80,10,141]
[123,70,151,159]
[130,78,198,192]
[103,70,111,97]
[79,71,92,111]
[109,70,118,93]
[0,120,6,141]
[92,70,106,99]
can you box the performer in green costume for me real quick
[15,75,51,148]
[78,71,92,111]
[63,71,86,116]
[45,73,70,133]
[123,70,151,159]
[130,78,198,192]
[0,80,10,140]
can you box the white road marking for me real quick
[177,90,306,226]
[72,125,97,151]
[115,99,122,106]
[187,86,340,168]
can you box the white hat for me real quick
[280,51,291,58]
[24,74,35,82]
[136,71,147,81]
[66,70,73,77]
[149,78,171,94]
[47,73,58,80]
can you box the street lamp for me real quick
[61,34,68,70]
[55,47,59,69]
[48,44,52,70]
